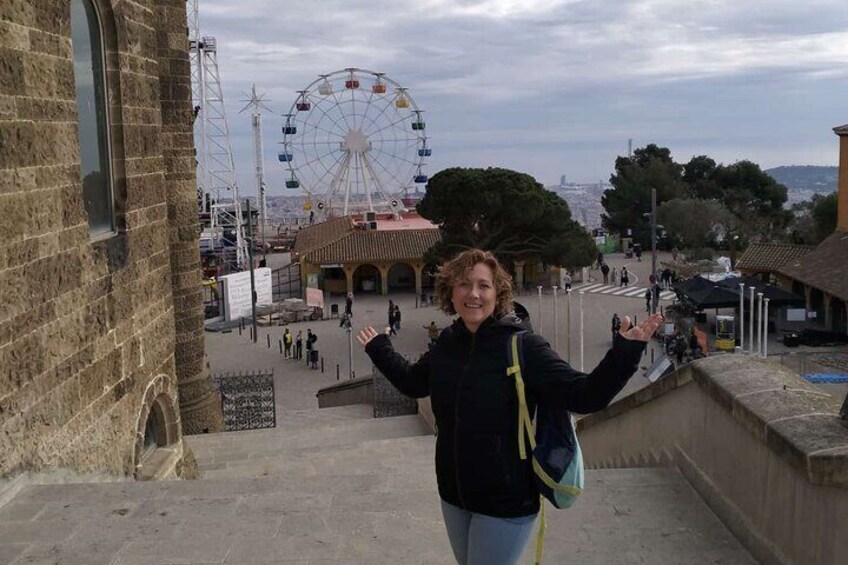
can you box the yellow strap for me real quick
[535,498,546,565]
[532,459,583,496]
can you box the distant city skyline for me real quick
[196,0,848,198]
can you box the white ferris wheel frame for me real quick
[280,67,429,216]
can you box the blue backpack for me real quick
[506,331,584,563]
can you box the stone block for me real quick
[28,28,71,59]
[0,47,25,96]
[0,20,29,51]
[15,97,76,122]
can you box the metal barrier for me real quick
[212,369,276,431]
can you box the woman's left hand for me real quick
[619,313,663,342]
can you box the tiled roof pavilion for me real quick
[295,213,441,295]
[736,242,813,273]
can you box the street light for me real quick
[643,188,659,314]
[552,286,559,354]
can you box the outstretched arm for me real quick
[524,314,663,413]
[358,326,430,398]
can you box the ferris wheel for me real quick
[278,68,431,216]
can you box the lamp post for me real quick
[749,287,756,354]
[739,283,745,354]
[651,188,657,312]
[757,292,764,356]
[579,291,585,372]
[552,286,559,354]
[537,285,543,336]
[763,298,770,358]
[245,199,258,343]
[566,288,572,363]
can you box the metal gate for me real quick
[212,370,276,431]
[272,262,302,302]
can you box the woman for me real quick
[357,249,661,564]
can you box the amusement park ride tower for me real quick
[188,0,248,270]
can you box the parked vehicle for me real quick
[783,329,848,347]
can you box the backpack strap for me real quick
[506,332,535,460]
[507,331,546,565]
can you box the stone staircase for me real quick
[0,404,757,564]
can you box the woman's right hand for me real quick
[355,326,388,347]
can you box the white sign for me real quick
[219,268,272,321]
[786,308,806,322]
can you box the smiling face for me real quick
[451,262,496,333]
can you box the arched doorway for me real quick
[133,386,179,480]
[353,264,380,293]
[387,262,415,293]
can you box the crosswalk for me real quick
[576,283,676,301]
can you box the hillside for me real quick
[765,165,837,193]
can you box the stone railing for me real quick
[316,376,374,408]
[577,355,848,565]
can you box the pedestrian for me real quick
[283,328,293,359]
[423,321,440,345]
[345,293,354,317]
[306,329,318,369]
[357,249,662,565]
[611,312,621,341]
[596,251,604,269]
[339,311,351,329]
[294,330,303,360]
[562,271,572,292]
[652,284,661,313]
[601,263,610,284]
[635,246,642,262]
[620,266,630,287]
[674,331,687,365]
[388,307,397,336]
[645,288,652,314]
[393,304,402,331]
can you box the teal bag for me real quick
[506,331,584,563]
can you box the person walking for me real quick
[562,271,572,292]
[345,293,354,318]
[357,249,662,565]
[596,251,604,269]
[620,266,630,287]
[306,329,318,369]
[283,329,293,359]
[645,288,652,314]
[424,321,440,346]
[295,330,303,360]
[601,262,610,284]
[393,304,402,331]
[388,307,397,336]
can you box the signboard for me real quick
[305,287,324,309]
[786,308,806,322]
[219,268,272,321]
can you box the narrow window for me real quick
[71,0,114,236]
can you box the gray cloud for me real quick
[195,0,848,195]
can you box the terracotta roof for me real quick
[736,242,813,272]
[304,228,441,264]
[292,216,353,257]
[779,232,848,301]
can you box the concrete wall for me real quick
[316,376,373,409]
[0,0,219,479]
[578,356,848,565]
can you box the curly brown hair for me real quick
[435,249,514,317]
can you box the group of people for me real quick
[596,253,630,287]
[282,328,319,369]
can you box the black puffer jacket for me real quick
[365,315,645,518]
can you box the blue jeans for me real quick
[440,499,537,565]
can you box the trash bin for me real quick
[330,304,339,318]
[784,332,800,348]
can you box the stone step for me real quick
[0,467,756,564]
[187,414,429,466]
[200,434,437,481]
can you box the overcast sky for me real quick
[196,0,848,197]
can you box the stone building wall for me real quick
[0,0,221,478]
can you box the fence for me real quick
[272,262,302,302]
[770,351,848,381]
[212,369,276,431]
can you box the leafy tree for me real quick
[711,161,790,240]
[789,191,838,244]
[601,144,687,246]
[682,155,720,200]
[417,167,596,270]
[657,198,736,249]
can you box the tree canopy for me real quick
[789,191,838,245]
[601,145,789,247]
[416,167,596,269]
